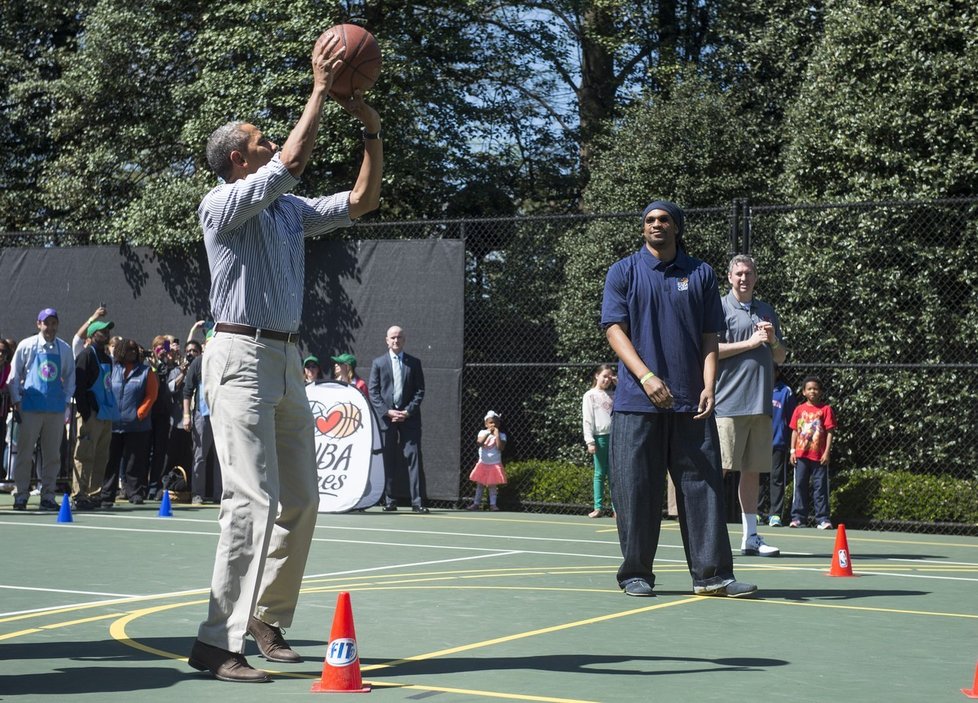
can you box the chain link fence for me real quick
[3,197,977,533]
[354,198,978,534]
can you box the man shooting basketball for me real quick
[188,31,383,683]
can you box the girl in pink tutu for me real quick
[467,410,507,511]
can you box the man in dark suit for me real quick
[368,325,428,513]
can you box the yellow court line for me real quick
[303,565,611,584]
[22,574,978,703]
[0,612,121,641]
[737,563,978,572]
[108,600,209,660]
[730,595,978,619]
[363,681,603,703]
[104,589,699,703]
[804,533,978,550]
[362,596,703,671]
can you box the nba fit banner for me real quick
[306,380,384,512]
[0,238,464,501]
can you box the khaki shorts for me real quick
[716,415,772,473]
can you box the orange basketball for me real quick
[321,24,382,99]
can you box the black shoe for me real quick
[382,504,397,511]
[622,579,655,597]
[73,496,99,511]
[100,500,115,509]
[129,495,144,505]
[412,506,430,514]
[38,498,59,511]
[188,639,270,683]
[13,497,27,511]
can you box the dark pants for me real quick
[769,446,790,518]
[191,412,222,500]
[149,415,170,495]
[101,431,151,501]
[0,415,7,479]
[381,421,425,507]
[167,426,193,474]
[610,412,734,590]
[791,457,829,524]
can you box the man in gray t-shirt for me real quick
[716,255,787,557]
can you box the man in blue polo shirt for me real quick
[601,200,756,598]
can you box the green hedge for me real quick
[834,468,978,525]
[496,460,978,529]
[500,460,593,508]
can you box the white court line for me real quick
[310,537,626,562]
[742,561,978,583]
[0,520,217,537]
[889,558,978,566]
[0,515,658,552]
[0,551,528,619]
[1,513,651,549]
[0,588,208,619]
[305,550,522,578]
[0,584,136,598]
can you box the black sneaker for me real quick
[13,497,28,511]
[38,498,60,511]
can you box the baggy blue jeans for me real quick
[791,457,829,524]
[610,411,735,590]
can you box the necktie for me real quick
[392,354,403,407]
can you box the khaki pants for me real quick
[196,334,318,653]
[12,411,65,502]
[72,414,113,498]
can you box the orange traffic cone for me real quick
[311,591,371,693]
[828,523,855,577]
[963,660,978,698]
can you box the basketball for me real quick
[321,24,382,99]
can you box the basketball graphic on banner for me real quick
[306,381,385,513]
[314,402,362,439]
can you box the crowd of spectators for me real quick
[0,307,376,511]
[0,306,222,509]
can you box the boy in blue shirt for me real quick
[768,365,796,526]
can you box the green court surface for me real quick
[2,495,977,702]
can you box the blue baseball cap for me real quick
[37,308,58,322]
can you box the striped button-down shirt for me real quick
[198,154,352,333]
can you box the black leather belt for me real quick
[214,323,299,344]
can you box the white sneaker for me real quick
[741,533,780,557]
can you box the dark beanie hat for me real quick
[641,200,685,238]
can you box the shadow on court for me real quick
[361,653,789,679]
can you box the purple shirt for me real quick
[601,247,725,413]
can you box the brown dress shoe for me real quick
[247,616,302,663]
[188,639,269,683]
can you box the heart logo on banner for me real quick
[316,410,343,435]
